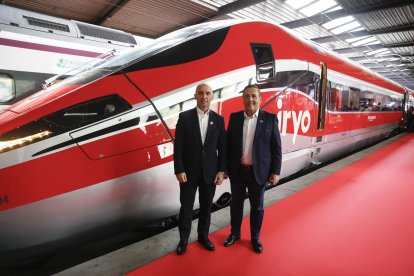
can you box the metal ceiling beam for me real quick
[312,30,370,43]
[341,0,414,14]
[94,0,131,25]
[334,42,414,54]
[198,0,267,22]
[363,60,405,66]
[348,56,370,61]
[216,0,267,16]
[281,10,347,28]
[370,24,414,35]
[334,44,384,54]
[312,24,414,43]
[282,0,414,29]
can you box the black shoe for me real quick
[176,240,187,255]
[197,237,215,251]
[251,240,263,253]
[223,234,240,247]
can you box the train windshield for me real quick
[48,20,239,91]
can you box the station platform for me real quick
[57,133,414,276]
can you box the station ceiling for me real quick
[2,0,414,89]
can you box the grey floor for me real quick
[55,133,405,276]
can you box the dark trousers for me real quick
[178,178,216,242]
[230,167,266,240]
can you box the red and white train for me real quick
[0,20,412,261]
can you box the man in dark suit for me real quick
[174,83,226,255]
[224,84,282,253]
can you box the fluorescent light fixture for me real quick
[351,36,378,46]
[346,36,370,43]
[300,0,337,16]
[285,0,315,10]
[352,27,365,32]
[366,48,389,56]
[323,16,354,30]
[331,21,361,34]
[326,5,342,12]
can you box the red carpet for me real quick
[127,134,414,276]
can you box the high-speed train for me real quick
[0,19,411,261]
[0,5,143,110]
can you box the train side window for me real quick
[341,86,350,111]
[328,82,342,111]
[258,70,319,98]
[45,94,131,131]
[359,91,374,111]
[251,43,275,83]
[349,87,360,111]
[0,74,16,102]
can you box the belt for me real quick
[240,164,253,170]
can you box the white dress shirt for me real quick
[196,107,209,145]
[241,109,259,165]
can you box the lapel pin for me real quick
[210,121,214,125]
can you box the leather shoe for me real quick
[176,240,187,255]
[223,234,240,247]
[251,239,263,253]
[198,237,215,251]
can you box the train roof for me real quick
[0,5,137,47]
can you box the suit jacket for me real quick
[174,108,226,184]
[227,109,282,185]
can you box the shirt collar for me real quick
[196,107,210,116]
[244,109,260,119]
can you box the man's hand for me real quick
[268,174,280,187]
[176,172,187,183]
[214,172,225,185]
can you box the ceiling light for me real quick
[300,0,337,17]
[331,21,361,34]
[323,16,354,30]
[285,0,315,10]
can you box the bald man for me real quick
[174,83,226,255]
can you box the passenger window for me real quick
[0,74,15,102]
[349,87,360,111]
[251,43,275,83]
[329,82,342,111]
[341,87,350,111]
[258,70,319,99]
[45,94,131,130]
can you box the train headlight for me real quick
[0,130,51,153]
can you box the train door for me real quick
[310,62,328,164]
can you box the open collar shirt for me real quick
[241,109,259,165]
[196,107,210,145]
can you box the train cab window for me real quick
[251,44,275,83]
[0,94,131,154]
[0,74,15,102]
[45,94,131,131]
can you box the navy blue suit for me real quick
[174,108,226,241]
[227,109,281,240]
